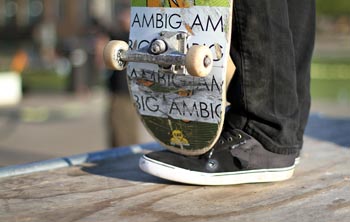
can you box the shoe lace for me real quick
[206,130,246,159]
[217,130,245,146]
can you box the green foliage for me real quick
[317,0,350,15]
[21,70,67,92]
[311,61,350,102]
[311,78,350,102]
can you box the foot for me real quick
[139,129,296,185]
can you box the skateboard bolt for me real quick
[203,56,212,68]
[177,32,187,40]
[150,40,166,54]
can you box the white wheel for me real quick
[185,45,213,77]
[103,40,128,70]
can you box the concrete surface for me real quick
[0,137,349,222]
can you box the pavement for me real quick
[308,100,350,148]
[0,90,153,166]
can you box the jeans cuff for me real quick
[245,124,299,155]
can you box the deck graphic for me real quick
[128,1,232,152]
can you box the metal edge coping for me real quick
[0,142,164,179]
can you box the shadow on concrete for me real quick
[81,153,179,185]
[305,113,350,148]
[81,114,350,184]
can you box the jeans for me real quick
[226,0,316,155]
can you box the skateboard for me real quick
[104,0,234,156]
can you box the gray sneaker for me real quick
[140,129,296,185]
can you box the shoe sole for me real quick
[139,155,295,186]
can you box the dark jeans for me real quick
[226,0,316,155]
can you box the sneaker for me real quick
[139,129,296,185]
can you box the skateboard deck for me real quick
[104,0,233,156]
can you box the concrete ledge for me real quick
[0,137,349,222]
[0,142,163,178]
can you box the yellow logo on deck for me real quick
[170,130,190,147]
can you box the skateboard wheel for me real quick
[103,40,128,70]
[185,45,213,77]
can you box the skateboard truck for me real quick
[104,31,213,77]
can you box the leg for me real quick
[286,0,316,151]
[227,0,315,155]
[139,0,316,185]
[107,93,140,147]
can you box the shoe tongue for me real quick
[221,131,233,140]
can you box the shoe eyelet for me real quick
[228,137,233,142]
[220,140,225,144]
[234,133,242,139]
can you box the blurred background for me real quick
[0,0,349,166]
